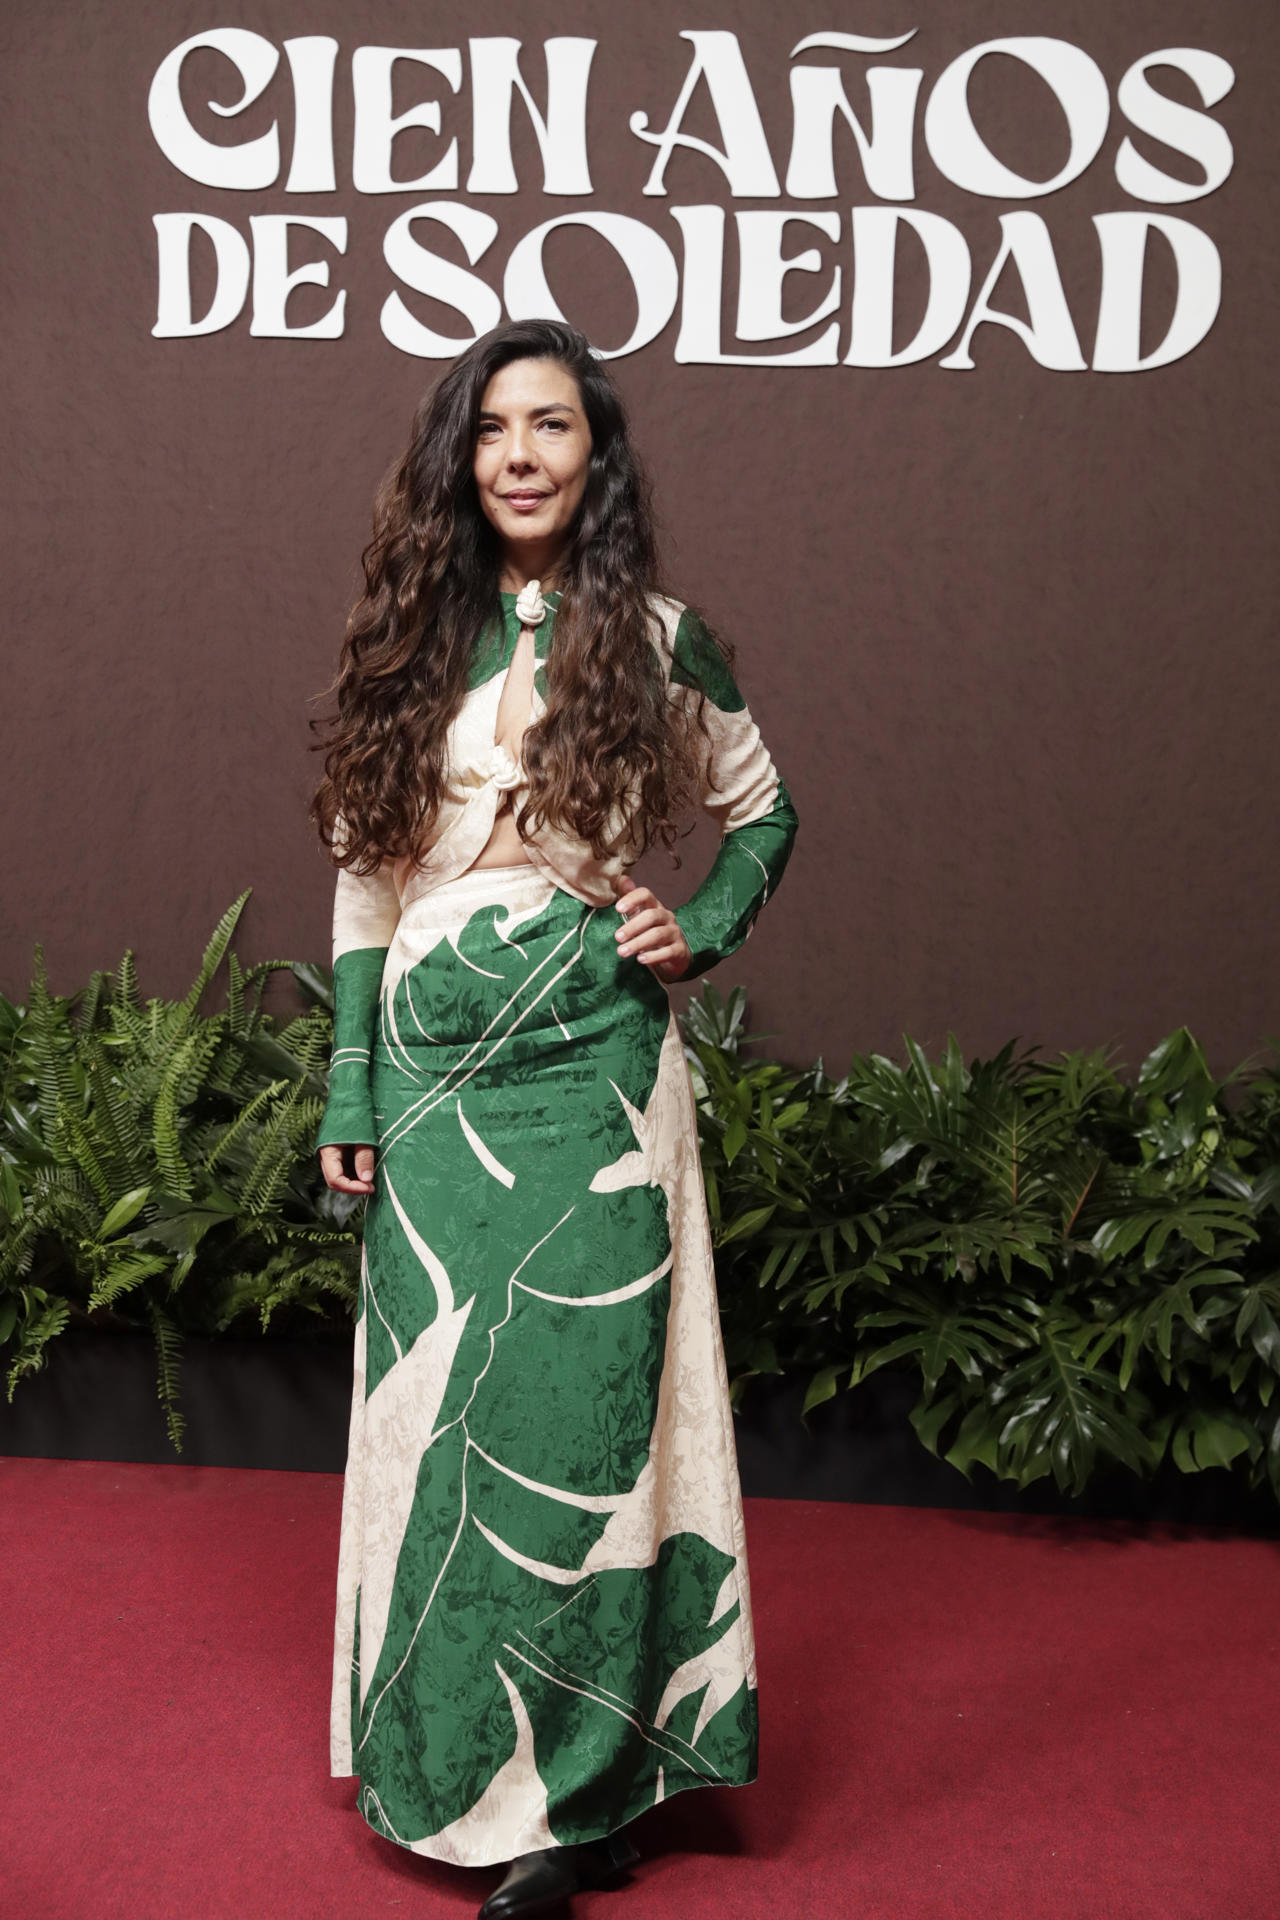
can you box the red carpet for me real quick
[2,1458,1277,1920]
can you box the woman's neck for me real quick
[497,543,569,596]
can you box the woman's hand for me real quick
[614,875,693,985]
[319,1143,376,1196]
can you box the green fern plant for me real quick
[0,895,359,1449]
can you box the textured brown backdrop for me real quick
[4,2,1276,1078]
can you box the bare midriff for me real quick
[467,623,538,871]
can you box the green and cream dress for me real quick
[317,587,798,1867]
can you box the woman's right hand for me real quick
[319,1143,376,1196]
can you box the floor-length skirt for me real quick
[330,859,759,1867]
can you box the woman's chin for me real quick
[495,518,571,556]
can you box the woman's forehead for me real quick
[479,357,582,415]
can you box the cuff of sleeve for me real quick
[672,904,741,982]
[315,1093,378,1151]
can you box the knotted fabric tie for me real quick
[451,740,524,796]
[515,579,547,628]
[486,742,523,791]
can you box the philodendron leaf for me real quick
[909,1389,963,1457]
[1169,1406,1258,1473]
[943,1401,1003,1480]
[801,1365,844,1417]
[1266,1411,1280,1500]
[747,1335,782,1376]
[1142,1408,1177,1470]
[1235,1281,1280,1372]
[1093,1200,1256,1269]
[853,1294,1034,1395]
[982,1316,1158,1492]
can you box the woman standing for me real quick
[311,318,798,1919]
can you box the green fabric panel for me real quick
[465,1447,613,1570]
[316,944,388,1149]
[673,776,799,980]
[668,607,746,712]
[466,614,507,692]
[675,1675,757,1786]
[527,1532,754,1837]
[362,887,670,1410]
[358,1524,754,1851]
[468,1256,672,1494]
[470,587,564,696]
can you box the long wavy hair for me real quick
[309,317,732,876]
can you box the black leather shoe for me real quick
[477,1832,640,1918]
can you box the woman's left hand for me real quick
[614,875,692,984]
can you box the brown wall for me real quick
[4,2,1277,1079]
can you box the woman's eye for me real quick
[542,419,568,432]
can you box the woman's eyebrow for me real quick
[478,403,579,422]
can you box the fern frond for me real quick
[201,1080,289,1174]
[151,1029,221,1199]
[147,1301,185,1454]
[60,1113,112,1206]
[83,1037,151,1189]
[112,949,145,1023]
[240,959,296,1029]
[76,969,110,1035]
[238,1082,306,1216]
[25,948,68,1146]
[5,1296,70,1397]
[226,949,246,1036]
[178,895,251,1024]
[87,1250,169,1312]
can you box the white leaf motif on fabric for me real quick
[457,1098,517,1187]
[407,1663,554,1865]
[588,1077,653,1192]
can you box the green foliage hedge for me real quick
[3,897,1280,1505]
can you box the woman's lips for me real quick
[501,491,550,513]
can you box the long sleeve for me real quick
[315,847,402,1151]
[667,607,799,982]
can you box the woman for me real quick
[311,318,798,1919]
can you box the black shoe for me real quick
[477,1832,640,1919]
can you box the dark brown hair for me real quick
[309,317,729,875]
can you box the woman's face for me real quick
[473,357,593,576]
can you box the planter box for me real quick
[731,1366,1280,1531]
[0,1329,354,1474]
[1,1330,1276,1532]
